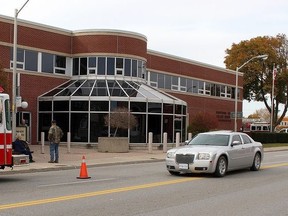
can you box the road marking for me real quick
[0,177,202,210]
[1,162,287,211]
[262,162,288,169]
[37,178,116,188]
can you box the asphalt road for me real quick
[0,151,287,216]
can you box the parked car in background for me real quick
[166,131,263,177]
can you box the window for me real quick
[80,58,87,75]
[205,82,211,95]
[54,55,66,74]
[88,57,96,74]
[150,72,157,87]
[73,58,79,75]
[220,85,226,97]
[42,53,54,73]
[165,75,172,90]
[241,134,252,144]
[25,50,38,71]
[116,58,124,75]
[172,76,178,91]
[132,60,137,77]
[187,79,193,93]
[198,81,204,94]
[158,74,164,88]
[226,86,232,98]
[107,57,115,75]
[124,59,131,76]
[97,57,106,75]
[180,78,186,92]
[232,135,242,144]
[10,48,24,69]
[192,80,198,93]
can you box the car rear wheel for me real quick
[214,156,227,177]
[250,152,261,171]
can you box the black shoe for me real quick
[48,160,54,163]
[30,160,35,163]
[54,160,59,163]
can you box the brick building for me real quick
[0,15,243,146]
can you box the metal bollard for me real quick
[163,132,167,153]
[176,132,180,147]
[67,132,71,153]
[188,132,192,141]
[41,132,45,154]
[148,132,153,154]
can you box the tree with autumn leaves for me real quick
[225,34,288,131]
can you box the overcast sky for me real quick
[1,0,287,117]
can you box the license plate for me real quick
[179,163,189,169]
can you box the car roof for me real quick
[200,130,245,135]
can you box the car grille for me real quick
[176,154,194,164]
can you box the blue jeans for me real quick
[50,142,59,162]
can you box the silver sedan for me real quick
[166,131,263,177]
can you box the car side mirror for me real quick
[231,140,241,147]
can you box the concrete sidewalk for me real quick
[2,145,288,174]
[3,144,167,174]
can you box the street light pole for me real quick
[12,0,30,140]
[234,54,268,132]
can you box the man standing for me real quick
[48,120,63,163]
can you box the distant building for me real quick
[0,15,242,146]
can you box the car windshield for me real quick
[188,134,230,146]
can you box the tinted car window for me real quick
[189,134,229,146]
[241,134,252,144]
[232,135,242,144]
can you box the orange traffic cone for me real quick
[77,155,91,179]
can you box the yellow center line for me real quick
[262,162,288,169]
[0,177,202,210]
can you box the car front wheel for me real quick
[250,152,261,171]
[214,156,227,177]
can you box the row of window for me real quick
[149,72,239,99]
[39,100,186,114]
[10,48,238,99]
[73,57,146,78]
[10,48,66,74]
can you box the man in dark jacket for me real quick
[13,134,35,163]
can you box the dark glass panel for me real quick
[73,58,79,75]
[80,58,87,75]
[38,113,52,141]
[110,101,128,111]
[97,57,105,75]
[55,55,66,68]
[90,113,107,142]
[175,104,182,114]
[90,101,109,111]
[148,103,162,113]
[71,101,89,111]
[71,113,88,142]
[42,53,53,73]
[148,114,161,143]
[107,57,115,75]
[25,50,38,71]
[39,101,52,111]
[107,80,125,96]
[158,74,164,88]
[130,102,146,112]
[124,59,131,76]
[130,114,146,143]
[163,103,173,113]
[53,113,69,142]
[53,101,69,111]
[132,60,137,77]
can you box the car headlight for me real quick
[167,151,176,158]
[197,153,210,160]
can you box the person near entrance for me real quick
[48,120,63,163]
